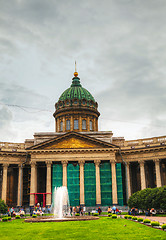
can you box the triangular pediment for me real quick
[27,132,118,150]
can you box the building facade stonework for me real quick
[0,71,166,207]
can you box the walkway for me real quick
[122,215,166,225]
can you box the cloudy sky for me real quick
[0,0,166,143]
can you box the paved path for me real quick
[122,215,166,225]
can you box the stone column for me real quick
[71,116,74,131]
[63,116,65,132]
[62,160,68,187]
[126,162,131,198]
[154,159,162,187]
[94,160,101,205]
[1,163,9,203]
[57,117,60,132]
[79,115,82,131]
[140,160,146,190]
[110,161,118,204]
[79,160,85,205]
[30,162,37,206]
[17,164,23,206]
[87,116,90,131]
[46,161,52,206]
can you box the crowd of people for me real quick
[128,207,156,216]
[107,206,122,214]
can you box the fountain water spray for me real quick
[53,186,70,219]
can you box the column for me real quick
[63,116,65,132]
[110,161,118,204]
[140,160,146,190]
[93,117,96,131]
[1,163,9,203]
[154,159,162,187]
[94,160,101,205]
[71,116,74,131]
[79,115,82,131]
[46,161,52,206]
[57,117,60,132]
[126,162,131,199]
[30,162,37,206]
[17,164,23,206]
[87,116,90,131]
[79,160,85,205]
[62,160,68,187]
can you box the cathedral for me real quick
[0,69,166,208]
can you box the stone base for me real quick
[25,216,99,223]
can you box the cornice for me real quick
[121,145,166,154]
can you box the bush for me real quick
[7,216,11,221]
[93,213,99,216]
[132,217,137,220]
[124,215,128,219]
[2,217,8,222]
[112,214,117,219]
[151,221,160,227]
[0,199,8,214]
[137,218,144,222]
[108,213,112,217]
[127,216,132,219]
[143,219,151,224]
[75,213,80,216]
[161,224,166,230]
[15,215,21,219]
[32,214,37,218]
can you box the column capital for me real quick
[61,160,68,166]
[30,161,36,167]
[78,160,85,166]
[94,160,101,166]
[153,159,160,163]
[110,160,116,164]
[45,161,52,167]
[139,160,145,165]
[3,163,9,168]
[126,162,130,166]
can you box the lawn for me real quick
[0,217,165,240]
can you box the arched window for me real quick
[74,119,79,130]
[90,120,93,131]
[82,119,86,130]
[60,121,63,131]
[66,120,70,130]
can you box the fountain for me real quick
[25,186,99,222]
[53,186,70,219]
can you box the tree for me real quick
[0,199,8,214]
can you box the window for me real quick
[90,120,93,131]
[82,119,86,130]
[74,119,79,130]
[66,120,70,130]
[60,121,63,131]
[74,100,77,104]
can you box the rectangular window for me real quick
[66,120,70,130]
[82,119,86,130]
[90,120,93,131]
[60,121,63,131]
[74,119,79,130]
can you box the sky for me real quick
[0,0,166,143]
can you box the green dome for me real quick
[59,77,95,103]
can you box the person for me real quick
[98,207,102,215]
[150,208,156,215]
[70,206,73,216]
[116,208,119,215]
[73,206,76,216]
[83,206,86,216]
[131,207,135,216]
[47,206,51,214]
[112,206,116,214]
[108,206,112,214]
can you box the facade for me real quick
[0,70,166,208]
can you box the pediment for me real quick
[27,132,118,150]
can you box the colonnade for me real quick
[0,158,164,206]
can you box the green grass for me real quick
[0,217,165,240]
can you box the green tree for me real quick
[0,199,8,214]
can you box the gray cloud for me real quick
[0,0,166,141]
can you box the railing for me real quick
[123,136,166,147]
[0,142,25,151]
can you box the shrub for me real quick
[161,224,166,230]
[137,218,144,222]
[75,213,80,216]
[93,213,99,216]
[15,215,21,219]
[143,219,151,224]
[127,216,132,219]
[2,217,8,222]
[124,215,128,219]
[0,199,8,214]
[32,214,37,218]
[108,213,112,217]
[132,217,137,220]
[112,214,117,219]
[151,221,160,227]
[7,216,11,221]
